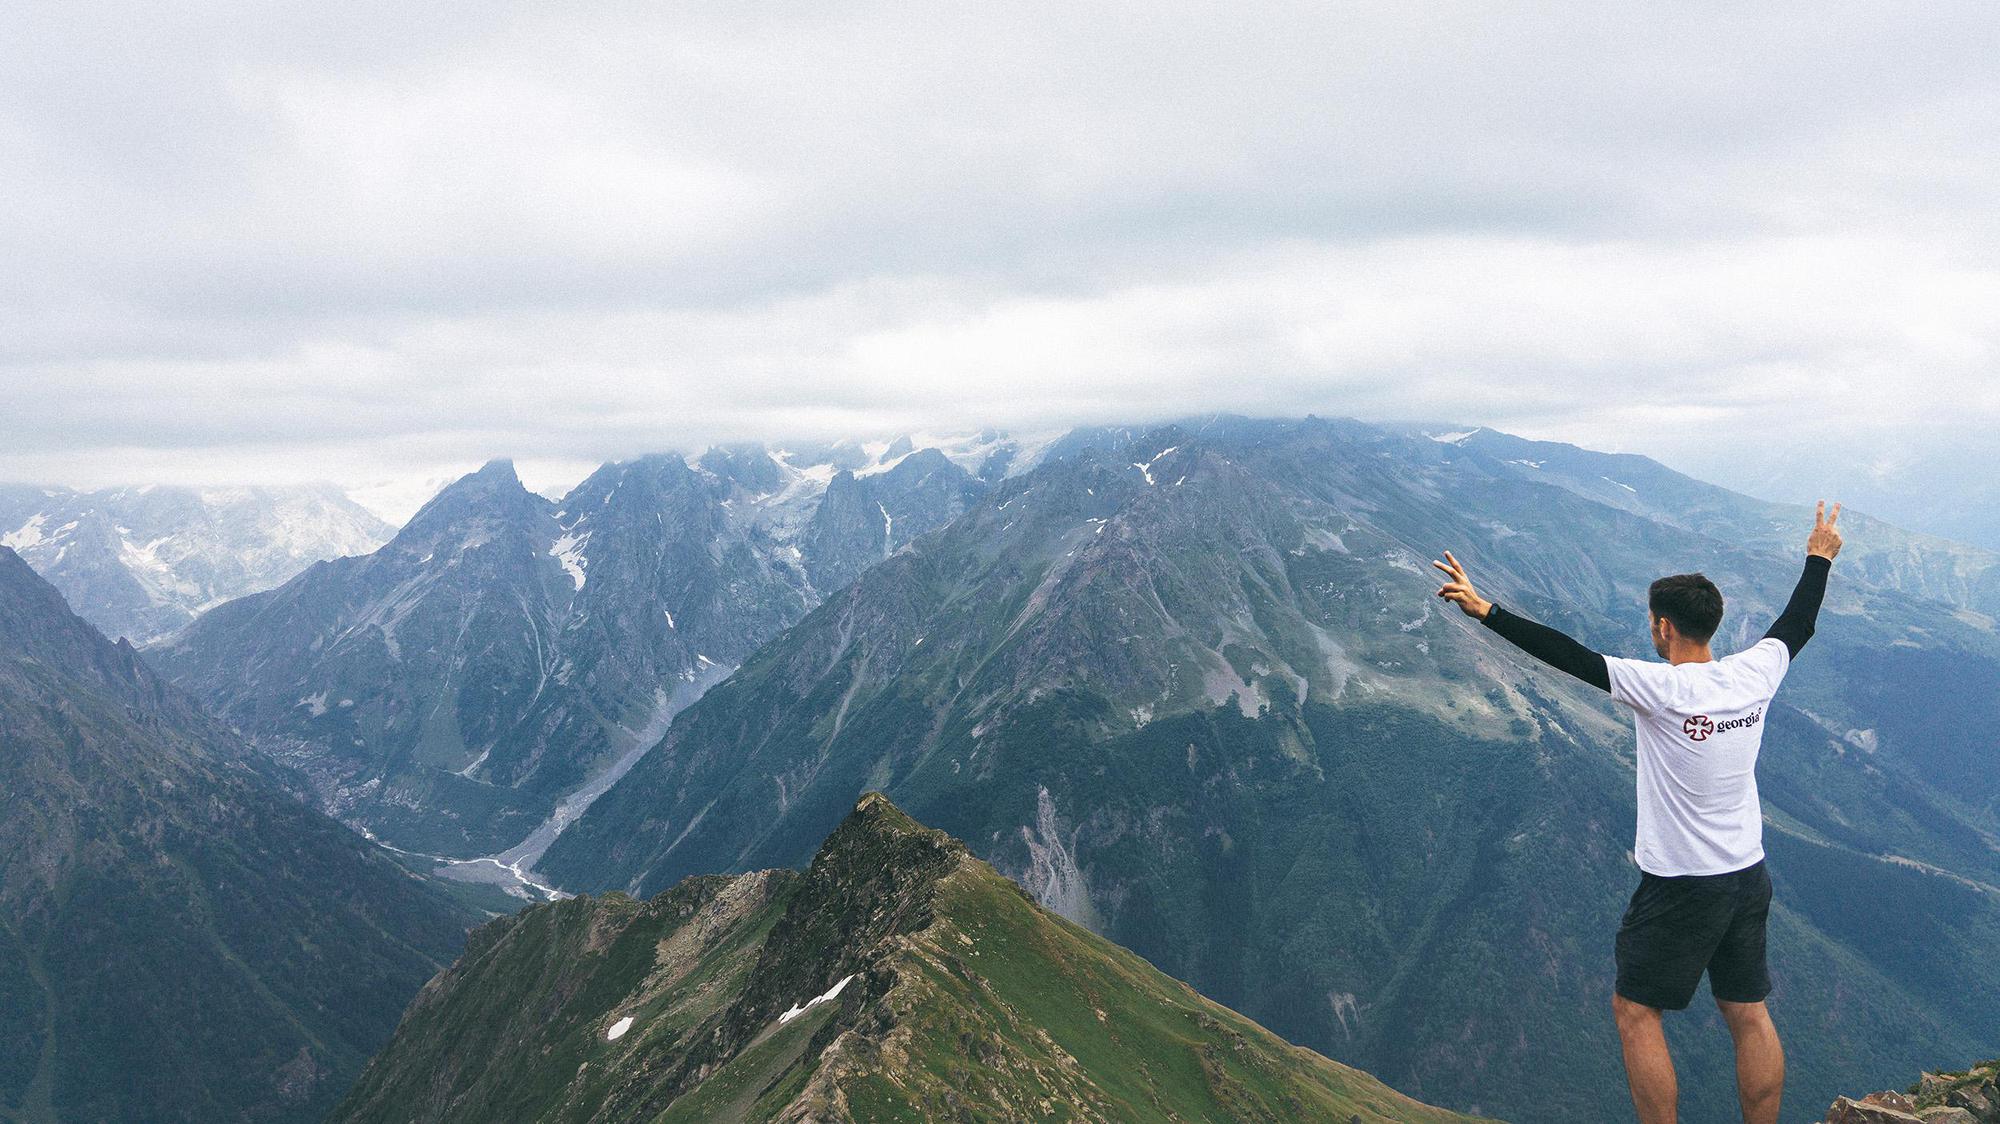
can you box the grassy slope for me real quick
[823,856,1488,1123]
[334,872,800,1124]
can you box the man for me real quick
[1432,501,1842,1124]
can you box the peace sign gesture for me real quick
[1432,550,1493,620]
[1807,500,1843,561]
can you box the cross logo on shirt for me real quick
[1684,715,1715,742]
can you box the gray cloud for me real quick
[2,1,1995,539]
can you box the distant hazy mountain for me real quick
[540,415,2000,1122]
[332,792,1484,1124]
[1711,433,2000,556]
[0,481,391,643]
[1395,423,2000,616]
[0,546,472,1123]
[148,436,1037,865]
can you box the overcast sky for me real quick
[4,2,1996,540]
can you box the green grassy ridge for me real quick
[333,871,800,1124]
[846,857,1488,1122]
[334,794,1483,1122]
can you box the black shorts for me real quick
[1614,859,1772,1010]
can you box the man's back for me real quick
[1606,637,1792,877]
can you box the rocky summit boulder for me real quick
[1823,1060,2000,1124]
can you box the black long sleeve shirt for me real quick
[1762,554,1832,658]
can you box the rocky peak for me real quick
[745,791,968,1004]
[0,546,176,717]
[695,443,784,493]
[388,458,553,555]
[569,453,701,506]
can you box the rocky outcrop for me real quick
[1822,1060,2000,1123]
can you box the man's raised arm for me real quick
[1433,550,1610,692]
[1764,500,1842,658]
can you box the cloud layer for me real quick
[3,1,1995,537]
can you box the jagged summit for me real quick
[395,457,542,536]
[332,794,1483,1124]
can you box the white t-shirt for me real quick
[1603,637,1790,877]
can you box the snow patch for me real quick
[606,1016,634,1041]
[549,531,590,590]
[1429,428,1480,444]
[1600,476,1638,493]
[2,514,47,550]
[1131,445,1178,486]
[298,691,329,717]
[778,974,854,1025]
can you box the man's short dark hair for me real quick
[1649,573,1724,642]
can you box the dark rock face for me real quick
[542,416,2000,1123]
[802,448,987,595]
[0,547,473,1123]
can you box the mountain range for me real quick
[0,482,392,645]
[146,434,1041,871]
[0,545,473,1122]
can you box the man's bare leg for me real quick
[1717,998,1784,1124]
[1614,993,1678,1124]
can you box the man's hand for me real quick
[1433,550,1493,619]
[1807,500,1843,561]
